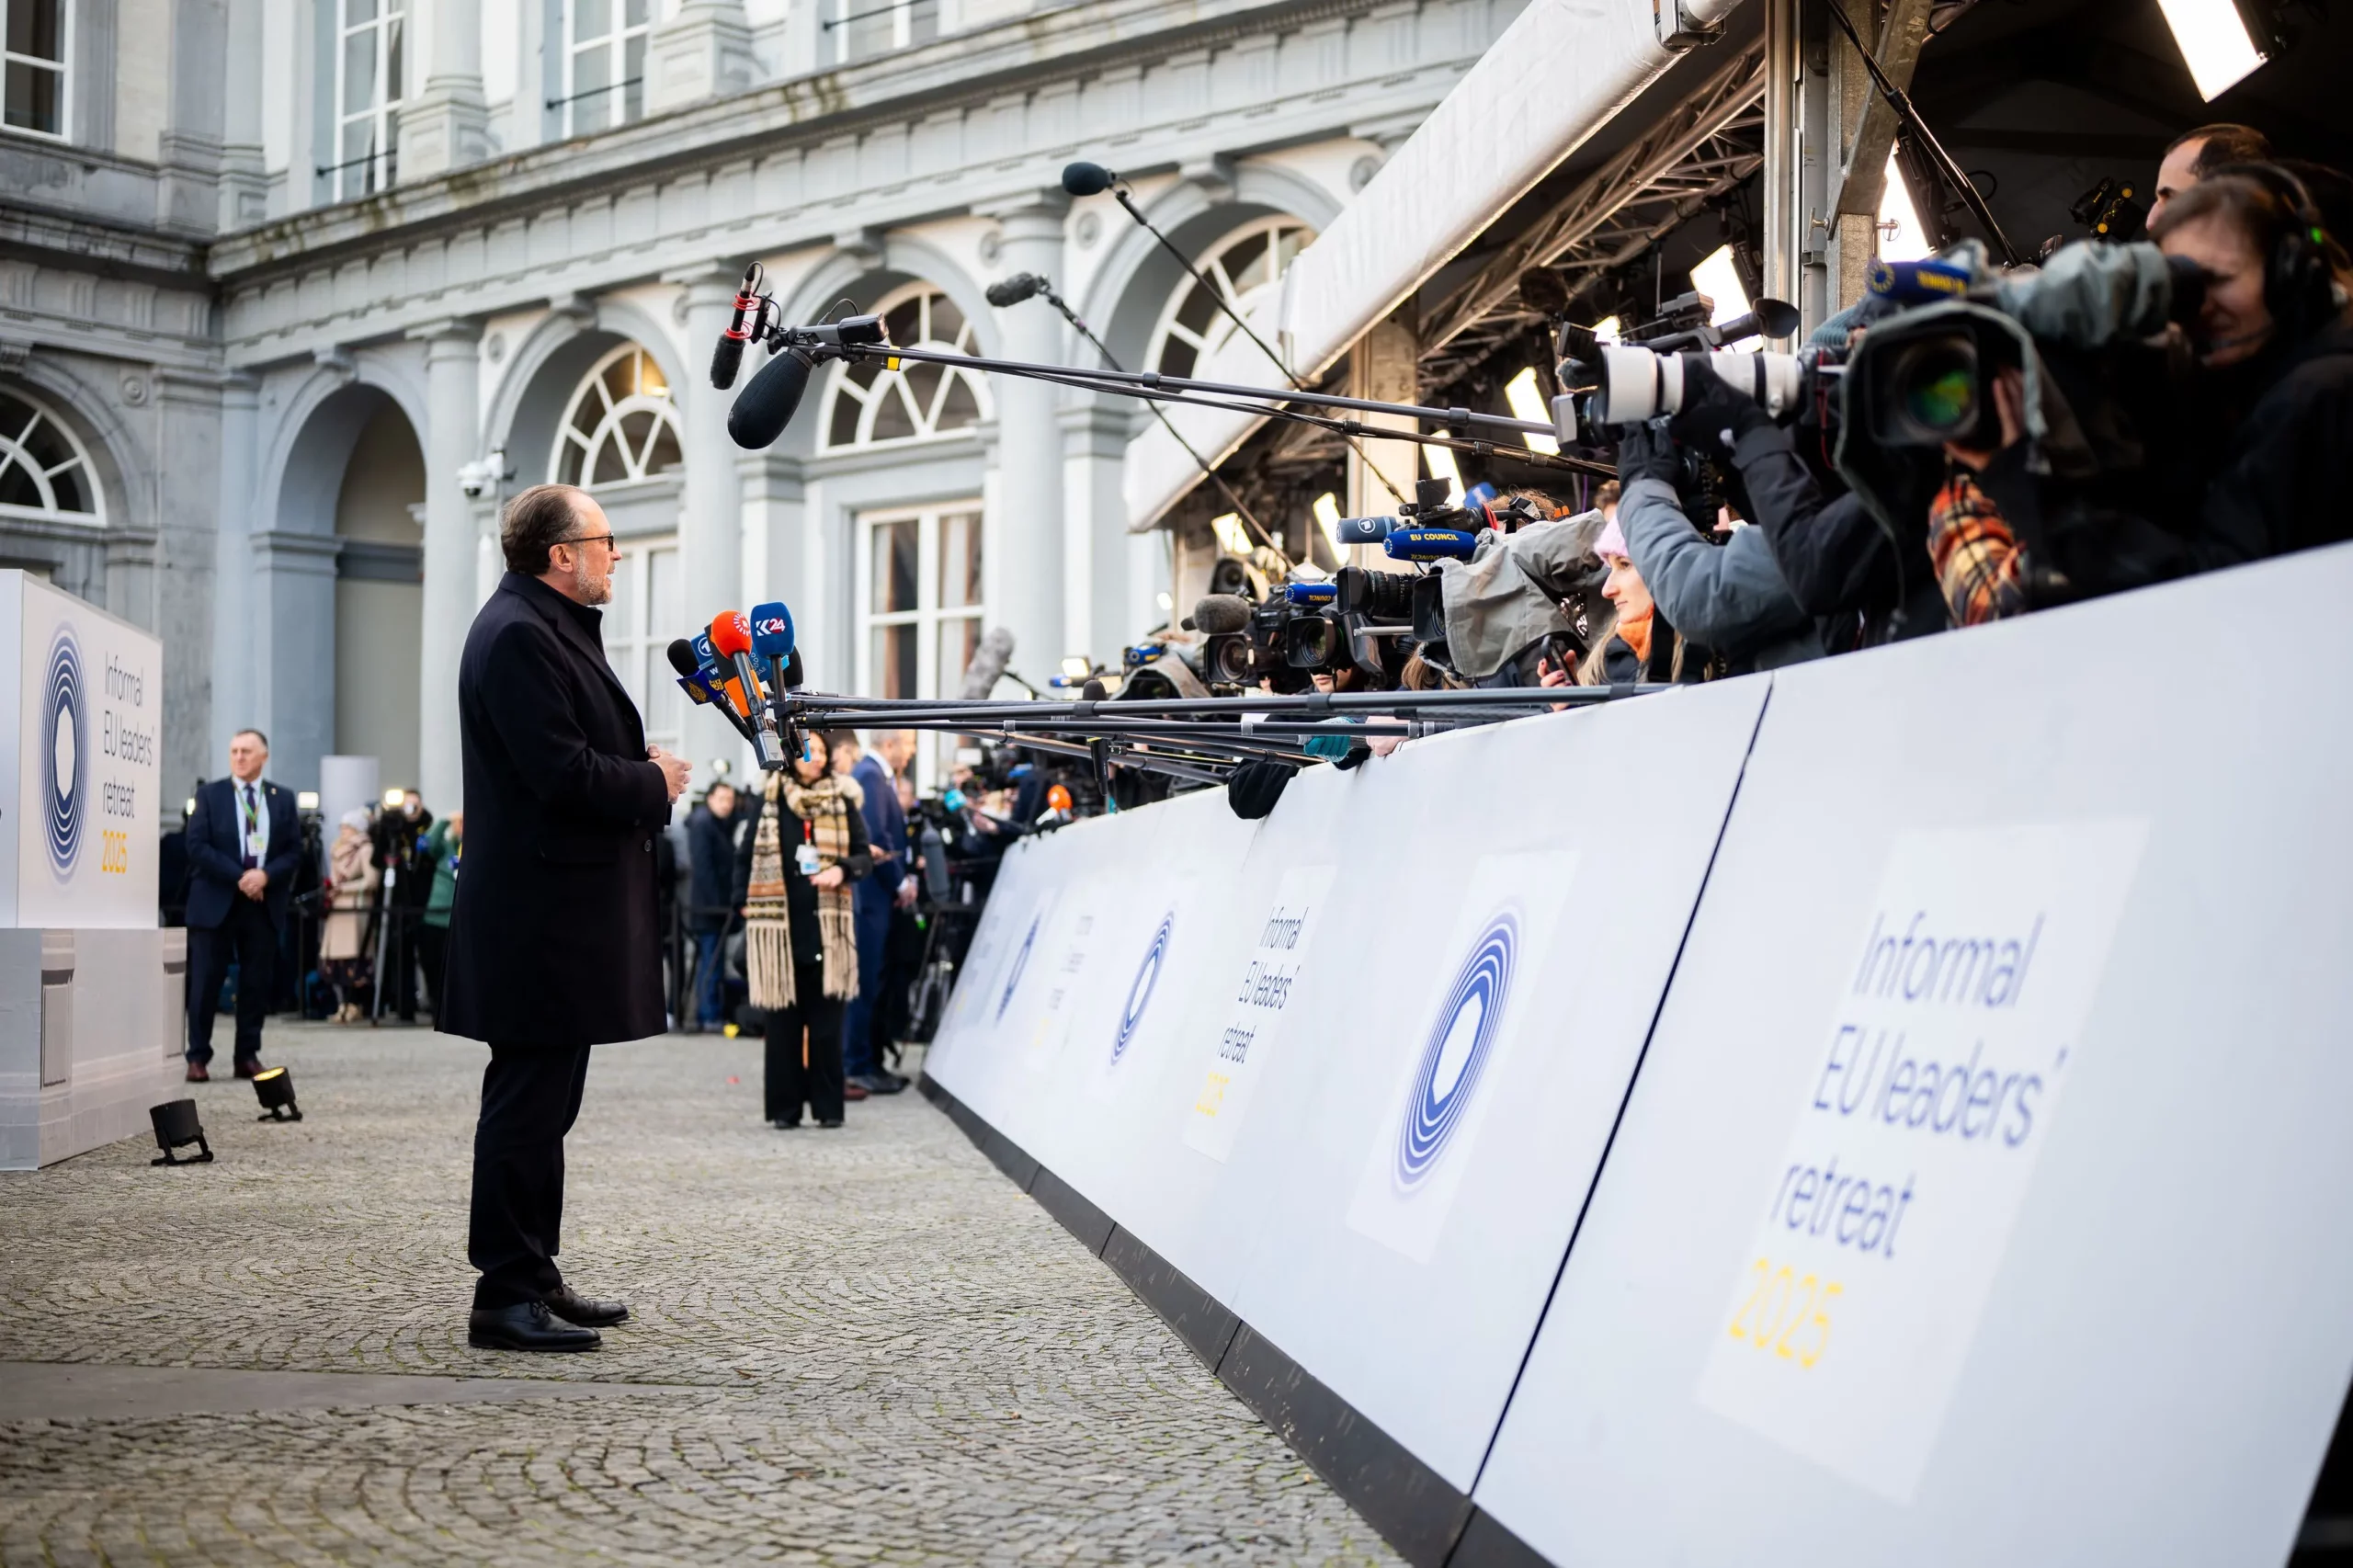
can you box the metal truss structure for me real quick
[1418,40,1769,392]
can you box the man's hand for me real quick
[237,869,267,901]
[895,878,918,909]
[648,745,692,802]
[1942,366,2028,472]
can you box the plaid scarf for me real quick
[744,772,861,1010]
[1927,466,2030,625]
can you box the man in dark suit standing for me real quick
[183,729,300,1081]
[439,483,690,1353]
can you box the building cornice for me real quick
[209,0,1381,283]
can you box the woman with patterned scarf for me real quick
[731,730,872,1128]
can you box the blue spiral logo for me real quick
[41,628,86,880]
[1393,912,1519,1190]
[1110,913,1175,1065]
[995,911,1043,1024]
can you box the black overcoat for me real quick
[438,572,671,1046]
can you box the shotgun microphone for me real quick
[727,346,815,449]
[984,272,1048,308]
[709,263,765,390]
[1062,162,1119,197]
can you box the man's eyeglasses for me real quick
[557,532,618,551]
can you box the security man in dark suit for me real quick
[183,729,300,1081]
[439,483,691,1353]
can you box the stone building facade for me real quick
[0,0,1520,813]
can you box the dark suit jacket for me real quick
[438,573,671,1046]
[184,776,300,929]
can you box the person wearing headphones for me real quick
[2149,164,2353,568]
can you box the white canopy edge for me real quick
[1123,0,1748,532]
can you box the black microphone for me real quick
[985,272,1048,308]
[1062,161,1118,198]
[669,638,757,744]
[1191,595,1254,635]
[710,264,764,391]
[728,347,814,449]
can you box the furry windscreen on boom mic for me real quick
[1061,162,1118,198]
[1190,595,1254,635]
[727,347,815,449]
[984,273,1048,308]
[959,626,1016,699]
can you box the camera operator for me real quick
[1926,167,2353,611]
[1660,318,1949,649]
[1607,423,1826,673]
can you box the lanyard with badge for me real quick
[794,815,822,877]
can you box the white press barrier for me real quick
[922,542,2353,1568]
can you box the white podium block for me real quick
[0,572,175,1168]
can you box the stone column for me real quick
[218,0,268,229]
[671,266,746,636]
[977,193,1070,677]
[411,320,483,812]
[645,0,756,116]
[211,374,259,762]
[1058,399,1130,665]
[399,0,490,183]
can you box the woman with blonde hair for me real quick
[733,731,872,1129]
[320,810,379,1023]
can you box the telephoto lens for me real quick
[1335,565,1415,620]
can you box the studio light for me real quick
[1210,513,1253,556]
[1313,492,1344,554]
[252,1065,302,1122]
[1505,368,1561,455]
[2155,0,2267,100]
[1878,153,1937,265]
[1059,656,1093,681]
[149,1098,214,1165]
[1423,445,1467,506]
[381,787,406,809]
[1689,245,1754,326]
[296,790,320,812]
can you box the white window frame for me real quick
[600,532,683,757]
[0,387,104,527]
[855,502,983,790]
[551,343,683,489]
[1147,215,1317,380]
[829,0,937,65]
[0,0,72,142]
[816,282,992,452]
[560,0,651,137]
[331,0,405,201]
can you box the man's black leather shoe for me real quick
[543,1284,630,1328]
[468,1301,600,1351]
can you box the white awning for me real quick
[1125,0,1747,530]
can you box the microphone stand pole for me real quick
[1015,278,1282,559]
[1102,181,1409,506]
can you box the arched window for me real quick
[551,344,684,487]
[1148,216,1316,380]
[0,389,104,526]
[819,285,992,451]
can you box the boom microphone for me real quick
[710,263,764,390]
[727,347,815,449]
[1190,595,1254,635]
[959,626,1016,699]
[1061,161,1118,198]
[985,272,1048,308]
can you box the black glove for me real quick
[1666,352,1772,452]
[1225,759,1298,820]
[1611,420,1683,486]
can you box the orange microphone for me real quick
[709,610,781,767]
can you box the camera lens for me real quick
[1886,335,1981,443]
[1285,615,1336,669]
[1206,634,1255,686]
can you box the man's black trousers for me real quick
[186,898,278,1065]
[764,962,845,1125]
[469,1042,593,1310]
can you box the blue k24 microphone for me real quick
[749,600,796,693]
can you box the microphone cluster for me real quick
[666,598,802,768]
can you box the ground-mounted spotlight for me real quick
[149,1098,214,1165]
[251,1065,301,1123]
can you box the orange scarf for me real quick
[1616,605,1655,666]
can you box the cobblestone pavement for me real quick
[0,1023,1400,1566]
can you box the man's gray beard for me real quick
[574,560,612,606]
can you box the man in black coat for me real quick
[439,483,691,1352]
[183,728,301,1080]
